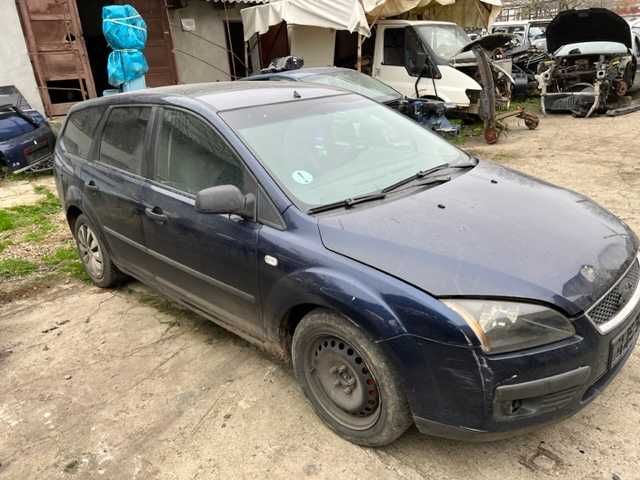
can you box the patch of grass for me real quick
[42,245,90,282]
[450,119,484,146]
[0,258,38,279]
[0,240,11,254]
[508,97,541,113]
[0,189,60,236]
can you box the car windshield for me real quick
[529,25,547,41]
[221,94,468,210]
[414,24,470,60]
[304,70,402,103]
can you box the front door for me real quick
[141,107,261,338]
[80,105,152,270]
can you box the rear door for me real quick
[80,105,152,272]
[140,107,262,338]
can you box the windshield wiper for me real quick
[381,160,477,194]
[308,192,387,214]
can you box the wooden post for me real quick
[356,34,362,72]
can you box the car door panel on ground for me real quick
[141,107,262,338]
[80,106,151,270]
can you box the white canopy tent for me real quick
[241,0,502,42]
[240,0,502,70]
[363,0,502,28]
[241,0,371,41]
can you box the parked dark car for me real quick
[246,65,459,135]
[54,82,640,446]
[0,86,55,175]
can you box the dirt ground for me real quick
[2,111,640,480]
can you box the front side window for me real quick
[99,106,150,175]
[383,28,405,66]
[153,108,251,195]
[222,94,468,210]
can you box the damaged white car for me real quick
[536,8,636,117]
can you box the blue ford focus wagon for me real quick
[54,82,639,446]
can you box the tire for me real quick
[73,214,124,288]
[292,309,412,446]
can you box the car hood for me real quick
[317,161,638,316]
[547,8,631,53]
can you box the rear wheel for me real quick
[292,309,412,446]
[73,214,124,288]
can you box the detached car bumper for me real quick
[542,92,596,114]
[381,301,640,441]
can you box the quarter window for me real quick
[62,106,105,159]
[99,106,151,175]
[153,109,251,195]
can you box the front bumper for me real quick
[380,299,640,441]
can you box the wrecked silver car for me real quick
[536,8,636,117]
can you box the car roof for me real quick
[247,66,357,81]
[69,81,350,114]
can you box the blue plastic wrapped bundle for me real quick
[103,5,149,87]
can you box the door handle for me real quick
[85,180,99,191]
[145,207,167,224]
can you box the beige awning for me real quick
[241,0,371,41]
[364,0,502,28]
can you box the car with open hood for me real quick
[55,82,640,446]
[536,8,636,117]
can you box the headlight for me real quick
[443,299,575,355]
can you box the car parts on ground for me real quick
[535,8,637,117]
[455,34,540,144]
[0,86,55,176]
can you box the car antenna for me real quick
[293,90,302,99]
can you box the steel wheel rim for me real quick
[77,224,104,279]
[305,335,381,431]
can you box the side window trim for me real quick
[95,104,154,179]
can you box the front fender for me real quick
[263,267,407,343]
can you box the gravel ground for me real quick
[1,111,640,480]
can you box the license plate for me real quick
[610,315,640,368]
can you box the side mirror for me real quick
[195,185,254,217]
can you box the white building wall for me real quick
[0,0,44,114]
[288,26,335,67]
[168,2,242,83]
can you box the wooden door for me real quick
[118,0,178,87]
[17,0,96,116]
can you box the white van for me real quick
[490,19,551,50]
[371,20,483,112]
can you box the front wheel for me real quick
[292,309,412,446]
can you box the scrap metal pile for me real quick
[497,8,638,118]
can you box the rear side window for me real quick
[62,106,104,159]
[383,28,405,66]
[153,108,253,195]
[99,106,151,175]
